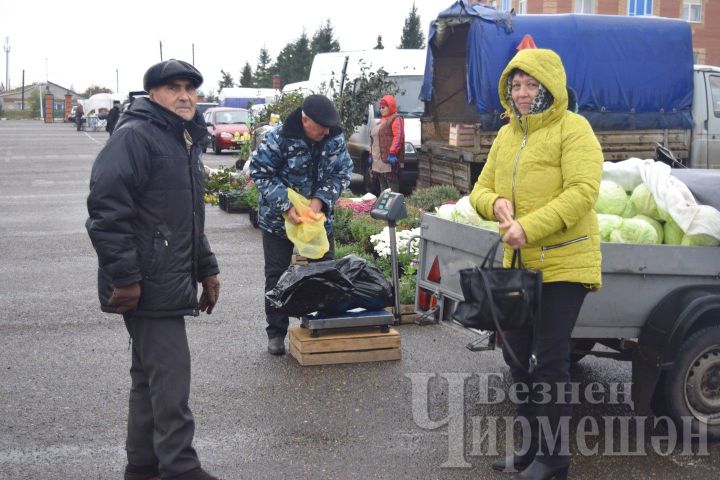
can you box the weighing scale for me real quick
[300,191,408,336]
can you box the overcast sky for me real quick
[1,0,454,97]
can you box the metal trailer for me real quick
[415,212,720,440]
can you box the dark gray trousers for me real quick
[124,315,200,478]
[501,282,588,467]
[262,230,334,339]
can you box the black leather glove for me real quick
[199,275,220,314]
[108,283,141,314]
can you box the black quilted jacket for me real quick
[86,97,218,317]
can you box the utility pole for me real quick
[159,40,163,61]
[192,43,195,65]
[3,37,9,90]
[116,68,119,93]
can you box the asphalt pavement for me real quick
[0,120,717,479]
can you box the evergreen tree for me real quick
[218,70,235,93]
[310,19,341,57]
[398,2,425,49]
[255,46,273,88]
[293,32,313,82]
[239,62,253,87]
[275,32,312,86]
[374,35,385,50]
[274,42,295,88]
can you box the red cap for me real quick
[516,34,538,50]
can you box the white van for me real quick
[283,49,426,193]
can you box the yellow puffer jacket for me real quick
[469,48,603,289]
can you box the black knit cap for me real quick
[143,59,203,92]
[301,94,340,128]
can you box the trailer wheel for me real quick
[663,325,720,441]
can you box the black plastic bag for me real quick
[266,255,393,316]
[336,255,394,311]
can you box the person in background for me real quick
[106,100,122,135]
[469,47,603,480]
[250,94,353,355]
[75,102,84,131]
[86,59,222,480]
[369,94,404,192]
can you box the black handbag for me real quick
[453,239,542,367]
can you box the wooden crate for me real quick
[289,327,401,366]
[448,124,475,147]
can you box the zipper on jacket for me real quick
[510,118,528,207]
[540,235,589,262]
[186,133,199,287]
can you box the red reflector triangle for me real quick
[428,256,442,283]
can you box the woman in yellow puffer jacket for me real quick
[470,48,603,480]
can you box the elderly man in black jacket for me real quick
[86,59,222,480]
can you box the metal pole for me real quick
[21,70,24,109]
[3,37,9,90]
[38,84,43,121]
[116,69,119,93]
[388,221,402,324]
[159,41,163,61]
[192,43,195,65]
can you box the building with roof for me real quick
[0,81,81,119]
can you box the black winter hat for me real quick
[301,94,340,128]
[143,59,203,92]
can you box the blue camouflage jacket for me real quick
[249,107,353,238]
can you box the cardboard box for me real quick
[289,327,401,366]
[449,124,475,147]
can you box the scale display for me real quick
[370,191,407,222]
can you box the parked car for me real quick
[203,107,251,154]
[196,102,219,117]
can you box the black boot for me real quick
[267,336,285,355]
[510,460,569,480]
[491,452,534,472]
[124,464,159,480]
[169,467,221,480]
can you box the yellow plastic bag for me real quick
[283,189,329,259]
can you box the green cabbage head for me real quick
[596,181,628,216]
[596,213,623,241]
[680,233,720,247]
[609,218,660,244]
[629,183,661,219]
[663,218,684,245]
[435,203,455,221]
[633,214,664,244]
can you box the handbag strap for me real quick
[485,238,524,269]
[511,248,523,268]
[476,267,529,373]
[481,238,503,269]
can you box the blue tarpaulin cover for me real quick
[421,2,695,131]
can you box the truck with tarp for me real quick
[418,1,720,192]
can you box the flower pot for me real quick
[248,209,259,228]
[219,192,250,213]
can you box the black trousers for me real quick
[124,315,200,478]
[501,282,588,467]
[262,230,334,339]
